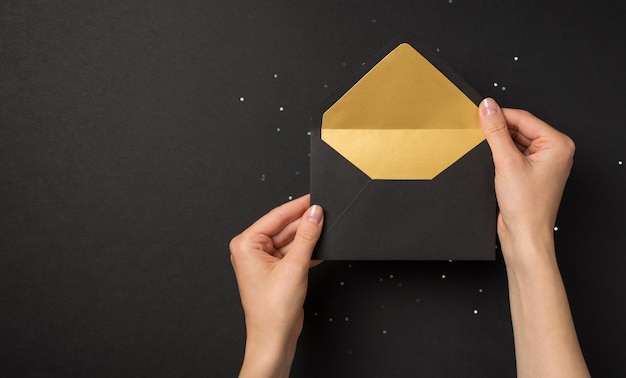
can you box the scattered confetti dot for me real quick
[554,226,559,231]
[340,281,345,286]
[382,329,387,334]
[479,288,484,293]
[273,73,278,79]
[329,318,333,322]
[493,82,498,87]
[619,160,623,165]
[288,195,293,200]
[448,259,453,263]
[514,56,519,61]
[323,83,329,88]
[474,309,479,315]
[436,47,440,52]
[389,274,394,279]
[501,86,507,91]
[260,174,266,182]
[441,274,447,279]
[239,96,245,102]
[279,106,284,112]
[345,317,350,322]
[307,131,311,136]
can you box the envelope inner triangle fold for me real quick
[321,43,484,180]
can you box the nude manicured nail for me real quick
[307,205,323,225]
[481,98,500,116]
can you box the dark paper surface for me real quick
[311,38,497,260]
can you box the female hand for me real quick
[479,98,575,268]
[479,98,589,378]
[229,194,323,378]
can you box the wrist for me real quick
[239,327,299,378]
[498,225,558,275]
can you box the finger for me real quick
[501,108,554,141]
[272,217,300,249]
[507,125,533,149]
[283,205,324,267]
[479,98,521,166]
[247,194,310,236]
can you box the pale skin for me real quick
[229,98,590,377]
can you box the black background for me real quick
[1,1,625,377]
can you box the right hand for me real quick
[478,98,575,267]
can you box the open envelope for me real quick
[310,39,496,260]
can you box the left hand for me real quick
[230,194,324,377]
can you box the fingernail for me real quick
[307,205,323,225]
[481,98,500,116]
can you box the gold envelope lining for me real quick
[321,43,484,180]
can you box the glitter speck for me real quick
[554,226,559,231]
[239,96,245,102]
[448,0,453,3]
[514,56,519,61]
[501,86,507,91]
[307,131,311,136]
[329,318,333,322]
[493,82,498,87]
[288,195,293,200]
[448,259,453,263]
[362,62,366,66]
[273,73,278,79]
[619,160,623,165]
[279,106,284,112]
[340,281,345,286]
[276,127,281,132]
[260,174,266,182]
[389,274,394,279]
[441,274,447,279]
[382,329,387,334]
[436,47,440,52]
[323,83,329,88]
[474,309,479,315]
[345,317,350,322]
[479,288,484,293]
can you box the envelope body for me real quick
[310,40,497,260]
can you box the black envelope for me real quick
[310,38,496,260]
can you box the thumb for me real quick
[479,98,519,166]
[284,205,324,267]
